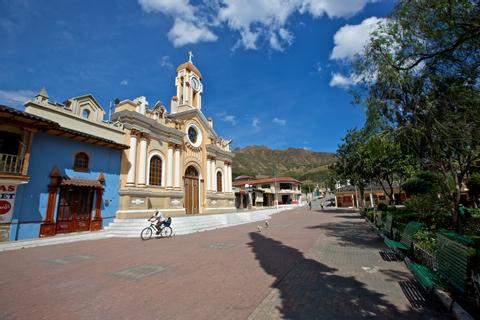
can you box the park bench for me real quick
[378,214,393,238]
[408,229,475,294]
[384,221,423,254]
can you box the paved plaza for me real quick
[0,208,451,319]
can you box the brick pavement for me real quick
[0,208,451,319]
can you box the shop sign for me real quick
[0,184,16,223]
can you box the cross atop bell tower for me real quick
[170,52,203,114]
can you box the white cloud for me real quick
[329,72,361,87]
[252,117,260,128]
[220,114,236,125]
[168,19,218,47]
[120,79,128,86]
[273,117,286,126]
[301,0,376,18]
[138,0,195,18]
[160,55,174,68]
[0,89,36,107]
[138,0,377,50]
[330,16,386,60]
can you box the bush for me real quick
[402,171,441,196]
[377,203,389,212]
[403,194,451,228]
[413,228,438,254]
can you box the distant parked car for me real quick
[325,199,335,207]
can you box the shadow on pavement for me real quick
[306,220,382,249]
[247,232,435,319]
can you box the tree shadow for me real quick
[247,232,445,319]
[306,221,383,249]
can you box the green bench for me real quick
[384,221,423,254]
[408,229,475,294]
[378,214,393,238]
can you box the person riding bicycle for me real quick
[149,210,166,234]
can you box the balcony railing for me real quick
[0,153,24,174]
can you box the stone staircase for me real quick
[105,206,297,237]
[0,205,301,251]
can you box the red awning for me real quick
[61,177,102,188]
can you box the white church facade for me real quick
[111,54,235,218]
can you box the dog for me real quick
[257,225,263,232]
[264,220,269,228]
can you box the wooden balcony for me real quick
[0,153,24,174]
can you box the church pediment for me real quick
[167,109,216,138]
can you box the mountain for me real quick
[231,145,335,182]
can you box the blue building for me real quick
[2,89,127,241]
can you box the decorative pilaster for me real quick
[223,162,229,193]
[126,129,138,186]
[167,143,174,188]
[206,158,211,191]
[211,158,216,192]
[174,146,181,189]
[229,164,232,192]
[39,166,61,237]
[137,133,149,187]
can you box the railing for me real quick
[413,243,437,270]
[0,153,24,174]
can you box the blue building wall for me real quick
[10,132,122,240]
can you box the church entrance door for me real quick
[184,166,199,214]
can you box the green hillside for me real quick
[232,145,335,183]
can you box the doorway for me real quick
[184,165,199,214]
[55,186,94,233]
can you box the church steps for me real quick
[104,207,297,237]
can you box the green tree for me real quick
[354,0,480,232]
[467,173,480,208]
[333,129,372,209]
[362,130,416,204]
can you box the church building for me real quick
[111,54,235,218]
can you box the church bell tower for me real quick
[170,51,203,114]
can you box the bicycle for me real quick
[141,218,173,240]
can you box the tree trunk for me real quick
[359,186,366,210]
[452,173,463,234]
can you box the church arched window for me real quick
[217,171,223,192]
[149,156,162,186]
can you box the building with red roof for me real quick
[232,176,302,209]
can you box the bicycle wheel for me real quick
[141,227,153,240]
[160,226,172,238]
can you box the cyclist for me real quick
[149,210,166,234]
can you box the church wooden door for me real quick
[184,166,199,214]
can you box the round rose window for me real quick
[186,123,202,147]
[188,126,197,144]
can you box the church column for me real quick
[183,78,188,104]
[126,130,138,186]
[227,164,232,192]
[167,143,174,188]
[206,158,211,191]
[211,158,216,192]
[137,133,149,187]
[223,162,228,193]
[174,146,181,189]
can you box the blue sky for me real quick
[0,0,394,152]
